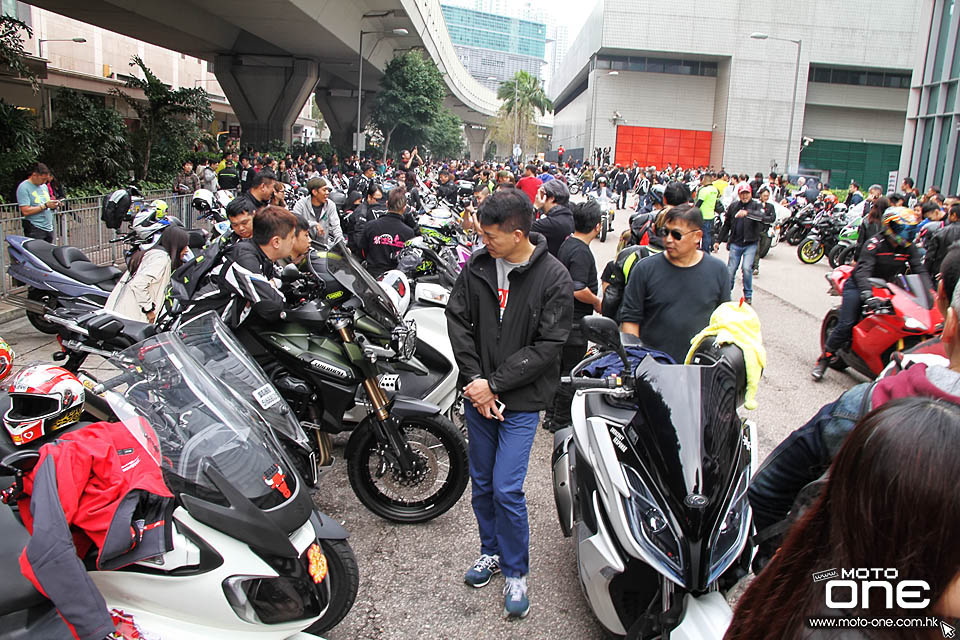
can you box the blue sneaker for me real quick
[464,554,500,588]
[503,576,529,618]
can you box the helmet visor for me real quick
[7,392,61,422]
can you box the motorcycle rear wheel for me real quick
[820,308,848,371]
[798,238,825,264]
[758,234,772,259]
[827,245,842,269]
[303,538,360,635]
[26,288,61,334]
[346,414,469,523]
[837,245,856,266]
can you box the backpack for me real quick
[600,245,648,319]
[163,237,232,315]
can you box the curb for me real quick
[0,306,26,326]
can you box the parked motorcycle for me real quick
[228,242,468,523]
[822,266,943,378]
[797,211,847,264]
[780,202,818,245]
[827,216,861,269]
[0,314,358,638]
[5,235,120,334]
[552,316,756,638]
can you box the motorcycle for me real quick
[566,171,582,195]
[0,313,358,638]
[589,191,617,242]
[552,316,755,638]
[827,216,861,269]
[5,235,121,334]
[822,266,943,378]
[797,211,847,265]
[227,242,467,523]
[780,201,818,245]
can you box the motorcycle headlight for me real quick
[621,463,685,586]
[390,320,417,360]
[707,466,752,584]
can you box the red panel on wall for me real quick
[615,126,713,168]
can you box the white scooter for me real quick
[0,318,358,639]
[552,317,756,638]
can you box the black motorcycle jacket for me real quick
[445,233,573,411]
[923,221,960,277]
[854,234,928,298]
[180,239,285,329]
[718,199,763,245]
[531,204,574,256]
[359,211,416,277]
[436,180,459,206]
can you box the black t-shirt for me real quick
[558,236,597,318]
[618,252,730,362]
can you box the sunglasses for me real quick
[657,226,700,241]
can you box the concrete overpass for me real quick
[29,0,510,156]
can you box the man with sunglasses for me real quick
[619,204,730,362]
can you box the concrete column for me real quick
[214,54,319,147]
[463,125,489,160]
[313,87,373,154]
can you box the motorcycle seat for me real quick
[52,245,92,268]
[25,239,121,289]
[0,497,48,616]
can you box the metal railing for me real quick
[1,191,195,297]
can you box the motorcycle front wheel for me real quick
[600,214,608,242]
[303,538,360,635]
[798,238,825,264]
[569,183,580,194]
[786,227,806,246]
[346,414,469,523]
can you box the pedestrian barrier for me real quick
[0,191,193,297]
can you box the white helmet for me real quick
[132,201,174,249]
[377,270,411,316]
[192,188,215,213]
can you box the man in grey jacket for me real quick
[293,177,344,245]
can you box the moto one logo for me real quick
[822,568,931,610]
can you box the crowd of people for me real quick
[11,140,960,637]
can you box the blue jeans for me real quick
[824,282,862,354]
[465,404,539,577]
[582,180,593,193]
[727,242,758,300]
[701,219,713,252]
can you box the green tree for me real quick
[0,15,38,91]
[496,71,552,159]
[0,98,39,201]
[42,89,132,188]
[426,107,464,159]
[113,56,213,179]
[370,51,445,161]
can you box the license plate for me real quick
[253,383,280,410]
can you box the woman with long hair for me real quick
[726,396,960,640]
[105,225,191,323]
[854,195,889,260]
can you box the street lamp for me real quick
[356,27,409,154]
[38,37,86,59]
[590,70,618,164]
[751,32,803,174]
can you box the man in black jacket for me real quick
[716,183,763,304]
[359,189,415,277]
[531,179,574,256]
[446,189,572,619]
[924,203,960,278]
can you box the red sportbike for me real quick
[821,266,943,378]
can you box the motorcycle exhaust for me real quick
[378,374,401,392]
[315,431,334,468]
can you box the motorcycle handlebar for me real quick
[93,368,139,394]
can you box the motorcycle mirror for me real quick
[280,263,301,284]
[582,316,631,373]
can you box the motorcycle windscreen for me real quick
[106,332,298,510]
[309,241,401,328]
[626,357,743,544]
[176,311,309,448]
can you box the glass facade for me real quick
[808,65,912,89]
[441,5,547,58]
[595,55,718,77]
[905,0,960,192]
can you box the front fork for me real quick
[333,319,421,476]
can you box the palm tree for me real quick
[497,71,552,159]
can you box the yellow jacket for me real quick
[685,301,765,409]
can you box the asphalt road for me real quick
[0,201,864,640]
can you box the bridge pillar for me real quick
[214,54,319,147]
[314,87,375,156]
[463,125,489,161]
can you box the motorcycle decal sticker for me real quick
[253,383,281,410]
[263,464,292,498]
[310,359,351,379]
[307,543,328,584]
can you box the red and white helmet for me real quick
[4,364,85,446]
[0,337,12,383]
